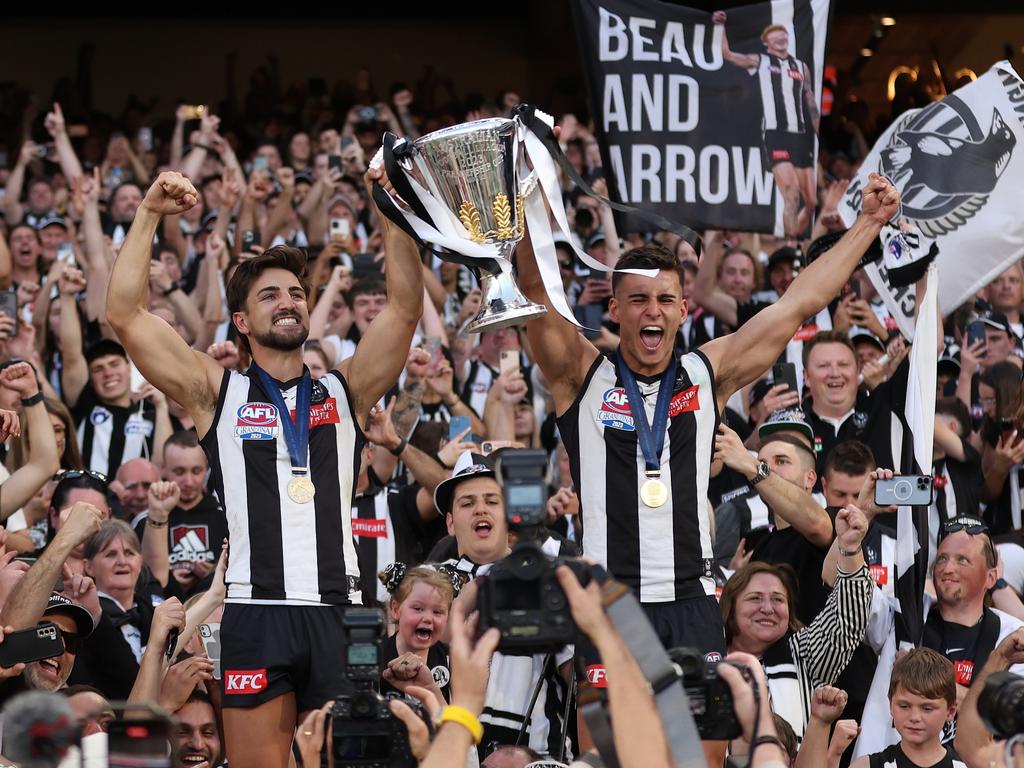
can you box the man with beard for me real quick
[173,691,224,767]
[106,170,423,766]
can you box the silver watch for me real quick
[750,459,771,486]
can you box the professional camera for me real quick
[331,608,428,768]
[477,449,590,655]
[670,647,745,741]
[977,671,1024,740]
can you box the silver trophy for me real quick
[399,118,547,332]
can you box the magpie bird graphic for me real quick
[881,108,1015,196]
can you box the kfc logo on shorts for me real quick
[669,385,701,416]
[224,669,268,694]
[585,664,608,689]
[954,660,974,686]
[597,388,635,432]
[235,403,279,440]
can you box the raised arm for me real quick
[2,141,36,224]
[338,169,423,423]
[43,103,84,183]
[517,232,599,412]
[57,267,90,407]
[714,424,833,547]
[105,172,222,436]
[0,364,60,518]
[712,11,761,70]
[704,174,899,408]
[692,230,740,327]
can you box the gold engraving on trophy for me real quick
[493,194,515,240]
[459,201,486,244]
[514,195,525,239]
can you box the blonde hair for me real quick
[387,566,456,609]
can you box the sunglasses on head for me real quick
[53,469,109,485]
[940,518,989,538]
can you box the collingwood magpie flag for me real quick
[571,0,832,235]
[840,61,1024,338]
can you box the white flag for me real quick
[840,60,1024,338]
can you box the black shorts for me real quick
[220,603,351,712]
[578,594,726,687]
[763,128,814,169]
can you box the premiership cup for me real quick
[400,118,547,332]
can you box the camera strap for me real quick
[582,573,706,768]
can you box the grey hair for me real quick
[83,518,141,561]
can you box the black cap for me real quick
[767,247,799,272]
[938,338,961,376]
[44,593,95,638]
[433,453,497,516]
[294,170,315,186]
[200,209,219,231]
[35,213,68,230]
[749,378,775,408]
[758,407,814,446]
[584,231,606,250]
[850,329,886,353]
[84,338,128,364]
[979,310,1012,336]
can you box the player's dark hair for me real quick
[226,246,309,353]
[612,243,684,295]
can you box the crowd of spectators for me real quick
[0,53,1020,768]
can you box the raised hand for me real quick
[147,481,181,524]
[56,502,104,549]
[159,656,215,712]
[44,103,67,138]
[365,397,401,450]
[0,361,39,398]
[58,266,87,296]
[860,173,900,227]
[206,340,240,370]
[835,505,868,553]
[810,685,849,724]
[141,172,199,216]
[149,597,186,651]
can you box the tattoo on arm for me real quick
[392,381,425,438]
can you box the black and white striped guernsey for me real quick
[750,52,810,134]
[73,387,158,479]
[201,368,363,605]
[867,743,966,768]
[557,350,718,603]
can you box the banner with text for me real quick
[572,0,832,235]
[839,61,1024,338]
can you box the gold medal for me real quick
[287,475,316,504]
[640,478,668,508]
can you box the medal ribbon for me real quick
[254,365,312,479]
[615,351,677,476]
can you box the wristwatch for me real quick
[749,459,771,486]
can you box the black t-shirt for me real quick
[750,524,833,625]
[379,632,451,702]
[867,743,966,768]
[132,495,229,599]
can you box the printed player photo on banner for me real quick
[571,0,832,236]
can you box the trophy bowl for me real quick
[402,118,547,333]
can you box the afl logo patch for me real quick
[704,651,723,663]
[597,388,635,431]
[234,402,279,440]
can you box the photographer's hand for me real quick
[556,566,674,768]
[388,685,437,762]
[718,652,787,766]
[295,701,333,768]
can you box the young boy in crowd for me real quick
[853,648,967,768]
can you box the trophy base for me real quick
[465,302,547,334]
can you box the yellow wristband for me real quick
[437,705,483,744]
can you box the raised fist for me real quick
[861,172,900,227]
[712,10,727,24]
[141,172,199,216]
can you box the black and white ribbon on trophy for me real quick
[369,104,702,328]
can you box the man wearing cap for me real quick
[61,292,173,477]
[713,414,833,623]
[434,452,574,759]
[35,213,71,267]
[849,516,1024,749]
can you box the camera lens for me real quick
[351,691,377,719]
[977,672,1024,739]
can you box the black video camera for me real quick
[977,671,1024,740]
[331,608,429,768]
[670,647,746,741]
[477,449,590,655]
